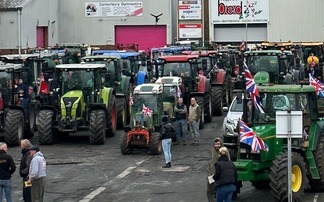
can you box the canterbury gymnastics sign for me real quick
[85,2,143,17]
[211,0,269,24]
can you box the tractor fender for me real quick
[101,87,116,107]
[308,122,324,151]
[116,93,125,99]
[121,76,131,96]
[212,69,227,86]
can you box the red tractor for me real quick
[153,55,212,129]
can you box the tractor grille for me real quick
[63,97,78,117]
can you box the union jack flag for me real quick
[142,104,153,117]
[244,59,264,113]
[129,93,134,106]
[240,40,246,52]
[240,120,268,152]
[309,73,324,97]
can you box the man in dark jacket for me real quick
[0,142,16,202]
[213,147,237,202]
[161,116,175,168]
[20,139,32,202]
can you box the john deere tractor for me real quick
[154,55,212,129]
[120,83,163,155]
[81,55,133,129]
[37,63,117,145]
[224,82,324,201]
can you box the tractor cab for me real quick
[182,50,217,75]
[60,43,89,63]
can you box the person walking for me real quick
[20,139,32,202]
[207,138,223,202]
[0,142,16,202]
[160,116,175,168]
[174,97,188,145]
[213,147,237,202]
[188,97,201,146]
[27,145,46,202]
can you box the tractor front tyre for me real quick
[211,86,223,116]
[38,110,54,145]
[149,132,162,155]
[89,110,106,145]
[4,109,24,146]
[106,94,117,137]
[120,132,132,155]
[116,97,127,130]
[269,151,307,202]
[310,135,324,190]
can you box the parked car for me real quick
[222,96,243,138]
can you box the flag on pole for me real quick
[129,93,134,106]
[309,73,324,97]
[240,40,246,52]
[177,86,182,98]
[243,59,264,113]
[142,104,153,116]
[240,120,268,152]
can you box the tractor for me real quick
[224,82,324,201]
[154,55,212,129]
[37,63,117,145]
[0,63,36,146]
[120,83,163,155]
[81,55,133,129]
[60,43,90,63]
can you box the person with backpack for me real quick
[160,116,175,168]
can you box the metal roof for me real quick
[55,63,106,70]
[0,0,27,9]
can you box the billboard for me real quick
[178,1,202,20]
[211,0,269,24]
[85,2,143,17]
[179,23,202,38]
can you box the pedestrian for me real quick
[174,97,188,145]
[160,116,175,168]
[207,138,223,202]
[188,97,201,146]
[18,78,29,119]
[213,147,237,202]
[19,139,32,202]
[0,142,16,202]
[27,145,46,202]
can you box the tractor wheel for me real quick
[211,86,223,116]
[89,109,106,145]
[38,110,54,145]
[310,135,324,190]
[106,94,117,137]
[120,132,132,155]
[204,92,212,123]
[4,109,24,146]
[195,96,205,129]
[269,151,307,202]
[251,180,270,190]
[149,132,162,155]
[116,97,127,130]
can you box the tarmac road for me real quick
[4,115,324,202]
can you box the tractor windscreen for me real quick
[61,70,94,93]
[253,93,309,124]
[162,63,191,77]
[162,86,177,103]
[133,94,157,113]
[246,55,279,75]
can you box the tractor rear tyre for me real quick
[195,96,205,129]
[120,132,132,155]
[116,97,127,130]
[269,151,307,202]
[4,109,24,146]
[211,86,223,116]
[89,109,106,145]
[38,110,54,145]
[204,93,212,123]
[106,94,117,137]
[310,135,324,190]
[149,132,162,155]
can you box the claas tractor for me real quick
[81,55,133,129]
[154,55,212,129]
[37,63,117,145]
[0,63,36,146]
[120,83,163,155]
[224,83,324,201]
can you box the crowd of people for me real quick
[0,140,46,202]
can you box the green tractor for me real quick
[225,83,324,201]
[37,63,117,145]
[81,55,133,129]
[0,63,36,146]
[120,83,163,155]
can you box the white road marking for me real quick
[313,193,319,202]
[115,166,136,179]
[79,187,106,202]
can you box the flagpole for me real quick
[245,0,248,46]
